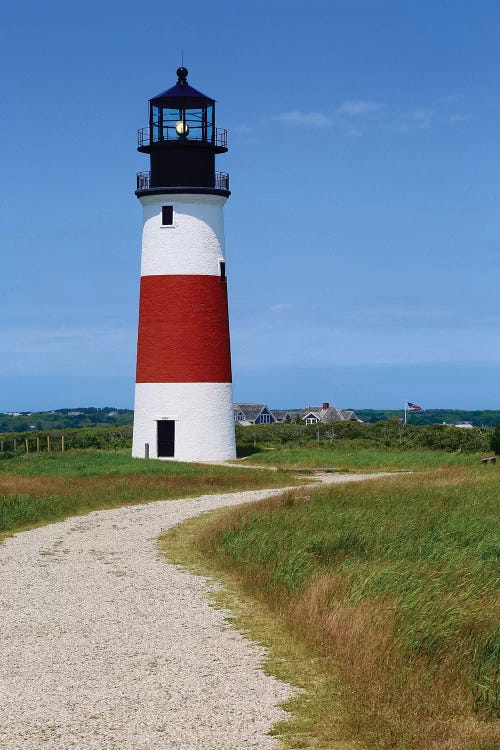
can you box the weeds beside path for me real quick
[0,449,298,540]
[164,462,500,750]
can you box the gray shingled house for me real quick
[233,404,276,425]
[300,403,362,424]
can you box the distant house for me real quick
[454,421,475,429]
[233,404,276,425]
[300,402,362,424]
[234,402,361,426]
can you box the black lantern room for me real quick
[136,68,229,197]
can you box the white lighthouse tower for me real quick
[132,67,236,462]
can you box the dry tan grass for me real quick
[288,575,500,750]
[188,467,500,750]
[0,462,300,539]
[0,469,294,503]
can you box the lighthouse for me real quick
[132,67,236,462]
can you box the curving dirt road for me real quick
[0,473,390,749]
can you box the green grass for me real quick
[0,448,234,477]
[170,464,500,749]
[0,449,296,538]
[241,445,481,471]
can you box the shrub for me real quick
[235,420,491,454]
[491,424,500,455]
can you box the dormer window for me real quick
[303,413,320,424]
[257,412,272,424]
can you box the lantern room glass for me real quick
[151,104,215,143]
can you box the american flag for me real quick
[407,402,423,412]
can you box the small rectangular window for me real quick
[219,260,226,280]
[161,206,173,226]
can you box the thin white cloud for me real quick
[271,100,467,136]
[337,100,385,116]
[397,109,434,131]
[232,124,253,133]
[271,110,333,127]
[232,314,500,369]
[438,93,464,104]
[270,303,293,312]
[0,326,135,375]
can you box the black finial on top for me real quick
[177,67,188,87]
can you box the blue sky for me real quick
[0,0,499,410]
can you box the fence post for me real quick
[13,439,17,453]
[145,442,149,459]
[61,435,65,453]
[47,435,51,452]
[36,437,40,453]
[25,438,29,455]
[0,440,3,453]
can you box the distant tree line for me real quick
[353,409,500,427]
[2,407,499,434]
[0,408,133,434]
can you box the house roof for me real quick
[273,410,299,421]
[234,403,270,422]
[300,405,347,423]
[320,406,346,422]
[342,410,362,422]
[300,407,322,417]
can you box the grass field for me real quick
[4,441,498,748]
[240,445,483,470]
[165,458,500,750]
[0,449,295,538]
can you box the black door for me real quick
[157,420,175,457]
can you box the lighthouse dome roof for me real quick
[150,67,215,106]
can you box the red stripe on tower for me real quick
[136,275,232,383]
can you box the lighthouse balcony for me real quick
[136,171,230,193]
[138,126,228,150]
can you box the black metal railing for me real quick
[136,171,151,191]
[137,126,228,149]
[214,172,230,191]
[136,171,230,192]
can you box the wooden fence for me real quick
[0,426,133,457]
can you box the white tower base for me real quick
[132,382,236,462]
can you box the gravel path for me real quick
[0,472,391,749]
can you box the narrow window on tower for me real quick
[219,260,226,281]
[161,205,174,226]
